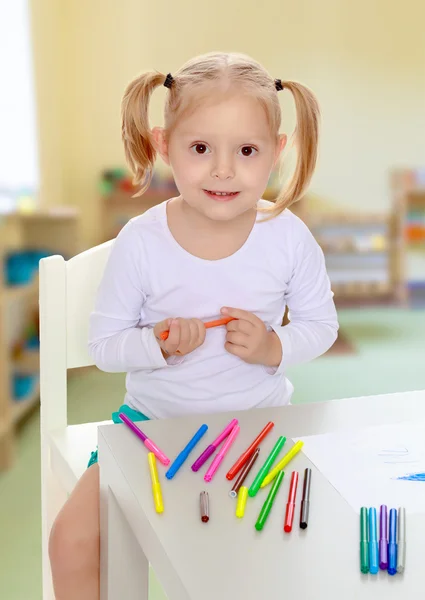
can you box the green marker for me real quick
[255,470,285,531]
[248,436,286,497]
[360,507,369,574]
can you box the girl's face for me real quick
[154,93,286,222]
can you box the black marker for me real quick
[300,468,312,529]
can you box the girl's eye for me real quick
[191,143,210,155]
[238,146,258,157]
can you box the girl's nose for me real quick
[211,156,235,180]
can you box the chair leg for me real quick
[41,443,69,600]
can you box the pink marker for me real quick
[191,418,238,472]
[204,425,240,482]
[118,413,170,466]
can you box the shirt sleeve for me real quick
[269,217,339,373]
[88,221,182,373]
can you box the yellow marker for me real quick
[148,452,164,513]
[236,486,248,519]
[261,441,304,488]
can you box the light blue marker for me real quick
[166,424,208,479]
[369,507,379,574]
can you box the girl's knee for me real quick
[49,467,100,576]
[49,508,99,575]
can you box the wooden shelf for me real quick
[311,213,389,226]
[4,277,38,303]
[0,418,9,439]
[11,382,40,424]
[323,250,388,256]
[0,207,81,470]
[14,349,40,373]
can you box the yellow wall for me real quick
[30,0,425,247]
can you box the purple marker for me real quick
[379,504,389,570]
[118,413,170,465]
[191,418,238,472]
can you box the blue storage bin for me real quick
[5,253,33,285]
[4,249,52,285]
[12,373,36,401]
[25,335,40,350]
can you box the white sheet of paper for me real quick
[296,420,425,514]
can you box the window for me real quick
[0,0,39,213]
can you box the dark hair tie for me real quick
[274,79,284,92]
[164,73,174,89]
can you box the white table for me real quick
[98,390,425,600]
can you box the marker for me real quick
[360,507,369,574]
[119,412,170,466]
[166,424,208,479]
[388,508,398,576]
[261,440,304,488]
[200,491,209,523]
[284,471,299,533]
[236,486,248,519]
[204,425,240,482]
[191,418,238,472]
[148,453,164,513]
[379,505,389,570]
[369,507,379,574]
[226,422,274,480]
[397,507,406,574]
[255,470,284,531]
[299,468,312,529]
[248,436,286,497]
[160,317,236,340]
[229,448,260,498]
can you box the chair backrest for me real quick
[39,240,113,430]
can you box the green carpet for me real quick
[0,308,424,599]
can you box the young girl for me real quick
[49,51,338,599]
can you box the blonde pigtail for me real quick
[121,71,166,196]
[270,81,320,217]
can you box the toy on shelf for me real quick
[100,167,179,197]
[391,168,425,306]
[100,167,179,242]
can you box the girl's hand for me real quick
[221,307,282,367]
[154,318,206,357]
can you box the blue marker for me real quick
[368,508,379,574]
[166,424,208,479]
[388,508,398,576]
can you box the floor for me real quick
[1,308,424,599]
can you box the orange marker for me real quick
[160,317,236,341]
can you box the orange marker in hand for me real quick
[160,317,236,341]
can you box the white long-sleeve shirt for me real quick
[88,200,338,419]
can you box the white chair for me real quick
[39,240,114,599]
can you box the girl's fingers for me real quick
[226,319,253,334]
[164,319,181,353]
[226,331,250,348]
[224,341,249,360]
[194,319,206,344]
[176,318,191,353]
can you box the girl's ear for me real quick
[152,127,170,165]
[274,133,287,166]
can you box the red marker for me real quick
[226,421,275,481]
[284,471,299,533]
